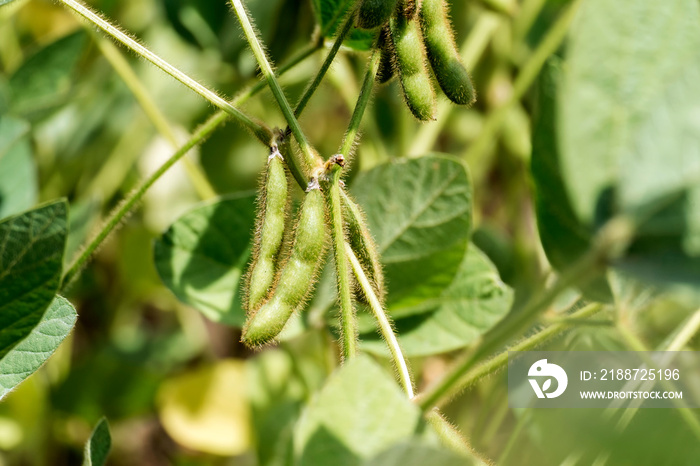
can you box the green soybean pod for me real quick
[341,191,385,303]
[356,0,398,30]
[390,1,437,121]
[376,26,395,84]
[242,187,328,347]
[420,0,476,106]
[245,145,290,312]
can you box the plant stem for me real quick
[91,32,217,200]
[416,251,603,412]
[339,47,380,159]
[61,111,228,290]
[462,0,582,163]
[57,0,273,145]
[326,168,357,360]
[320,0,356,37]
[426,411,492,465]
[345,242,414,398]
[295,15,355,118]
[230,0,320,172]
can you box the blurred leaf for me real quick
[531,59,612,302]
[82,417,111,466]
[294,355,429,466]
[9,31,86,118]
[363,442,470,466]
[559,0,700,283]
[310,0,376,50]
[0,200,67,360]
[360,245,512,357]
[153,193,257,326]
[0,0,21,5]
[352,154,472,310]
[0,116,37,219]
[157,359,250,456]
[0,296,77,401]
[65,197,100,268]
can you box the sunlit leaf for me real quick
[360,245,512,357]
[153,193,257,326]
[352,154,473,310]
[0,296,77,400]
[0,200,67,360]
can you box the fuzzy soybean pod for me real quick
[420,0,476,106]
[341,192,385,303]
[356,0,398,30]
[390,1,437,121]
[376,26,395,84]
[242,187,328,347]
[245,146,290,311]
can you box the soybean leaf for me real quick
[294,355,432,466]
[531,59,611,302]
[0,0,20,6]
[0,200,67,360]
[83,417,111,466]
[0,296,77,400]
[9,31,86,118]
[154,193,257,326]
[360,245,513,357]
[310,0,376,50]
[352,154,472,310]
[559,0,700,283]
[0,116,37,219]
[363,442,470,466]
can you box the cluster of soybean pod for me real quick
[242,0,474,347]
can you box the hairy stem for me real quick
[339,47,381,159]
[295,14,355,118]
[463,0,582,163]
[230,0,320,174]
[61,112,228,289]
[426,412,492,465]
[57,0,273,144]
[91,32,217,200]
[327,169,357,360]
[345,243,414,398]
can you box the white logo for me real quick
[528,359,568,399]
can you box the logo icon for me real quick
[528,359,568,399]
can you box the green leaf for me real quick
[360,245,512,357]
[531,59,611,302]
[0,296,77,400]
[352,154,472,310]
[83,417,111,466]
[294,355,431,466]
[0,116,37,219]
[0,200,67,360]
[363,442,470,466]
[558,0,700,283]
[0,0,21,6]
[310,0,376,50]
[9,31,86,118]
[153,193,257,326]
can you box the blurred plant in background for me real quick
[0,0,699,464]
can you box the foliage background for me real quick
[1,0,699,464]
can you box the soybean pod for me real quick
[420,0,476,106]
[245,142,290,312]
[356,0,398,30]
[340,191,385,303]
[376,26,395,84]
[242,185,328,347]
[390,0,437,121]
